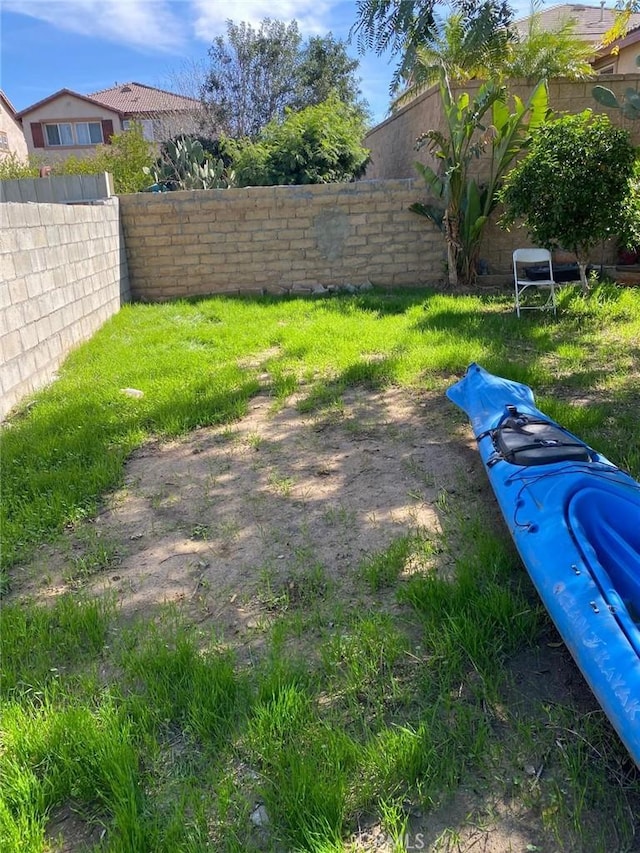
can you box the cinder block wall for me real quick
[363,77,638,274]
[364,75,640,182]
[119,180,445,301]
[0,199,129,420]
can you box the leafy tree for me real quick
[393,1,592,110]
[393,6,514,108]
[0,153,39,180]
[54,123,155,194]
[203,19,302,138]
[499,111,636,289]
[293,34,368,118]
[229,96,370,186]
[0,124,154,193]
[506,3,594,81]
[620,158,640,256]
[202,20,367,139]
[410,76,549,288]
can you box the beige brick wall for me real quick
[119,181,445,301]
[363,76,638,273]
[0,198,129,420]
[364,75,640,182]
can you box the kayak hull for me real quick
[447,363,640,766]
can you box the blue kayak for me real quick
[447,363,640,766]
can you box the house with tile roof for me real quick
[17,82,202,161]
[0,91,28,161]
[514,3,640,73]
[514,3,640,44]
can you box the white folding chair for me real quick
[513,248,557,318]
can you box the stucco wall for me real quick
[364,75,640,181]
[613,50,640,74]
[0,99,28,161]
[21,94,120,162]
[119,181,445,302]
[0,199,129,420]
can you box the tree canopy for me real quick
[500,111,636,288]
[202,20,367,139]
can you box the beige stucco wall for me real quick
[21,94,121,162]
[0,99,28,161]
[0,198,129,420]
[613,46,640,74]
[119,181,445,302]
[364,75,640,181]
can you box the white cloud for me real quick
[189,0,339,41]
[3,0,187,53]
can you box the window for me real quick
[44,121,103,146]
[75,122,103,144]
[597,65,616,75]
[0,131,8,150]
[45,123,73,146]
[123,119,155,141]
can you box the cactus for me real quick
[144,137,235,190]
[593,57,640,120]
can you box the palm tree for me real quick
[505,4,594,81]
[391,0,593,111]
[351,0,512,94]
[392,7,514,109]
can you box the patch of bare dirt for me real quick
[17,388,476,639]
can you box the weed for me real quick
[63,536,120,587]
[267,471,295,497]
[358,534,421,591]
[190,523,210,541]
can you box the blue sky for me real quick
[0,0,403,126]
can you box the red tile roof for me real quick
[89,82,199,115]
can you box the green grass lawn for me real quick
[2,285,640,851]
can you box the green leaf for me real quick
[592,85,621,109]
[409,202,445,230]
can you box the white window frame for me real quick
[123,119,155,141]
[0,131,9,150]
[44,121,103,147]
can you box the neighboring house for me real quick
[514,3,640,72]
[89,82,202,142]
[16,82,202,161]
[0,91,28,161]
[593,23,640,74]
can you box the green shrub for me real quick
[230,95,370,186]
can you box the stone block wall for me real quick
[363,76,637,273]
[0,199,129,420]
[119,180,444,301]
[364,75,640,182]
